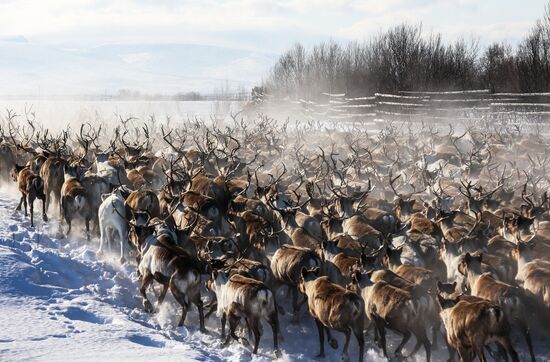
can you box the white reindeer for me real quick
[97,187,130,263]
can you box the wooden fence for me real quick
[253,89,550,123]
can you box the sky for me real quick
[0,0,547,95]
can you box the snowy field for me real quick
[0,182,549,362]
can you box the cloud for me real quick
[0,0,544,51]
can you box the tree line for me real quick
[262,2,550,99]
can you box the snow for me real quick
[0,185,548,361]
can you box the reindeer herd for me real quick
[1,112,550,362]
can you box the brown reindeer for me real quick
[61,164,92,238]
[134,219,206,332]
[11,165,47,227]
[349,271,431,361]
[459,252,539,362]
[299,267,365,362]
[437,292,519,362]
[513,241,550,308]
[208,270,281,357]
[270,244,322,320]
[40,156,66,216]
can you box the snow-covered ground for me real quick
[0,185,547,361]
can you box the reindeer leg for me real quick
[521,325,536,362]
[432,322,439,347]
[16,194,24,211]
[290,287,299,323]
[498,337,519,362]
[23,195,28,217]
[169,275,189,327]
[42,197,47,222]
[193,292,206,333]
[221,312,227,342]
[445,337,456,362]
[268,310,281,358]
[29,196,34,227]
[139,273,154,313]
[205,301,218,319]
[342,328,351,362]
[44,191,49,213]
[117,227,126,264]
[228,312,241,344]
[418,330,432,362]
[97,226,106,257]
[354,326,364,362]
[154,274,170,310]
[457,347,472,362]
[245,317,253,343]
[85,218,91,241]
[375,317,388,358]
[66,217,72,235]
[474,346,487,362]
[394,330,411,357]
[250,317,261,355]
[58,195,63,221]
[314,318,325,358]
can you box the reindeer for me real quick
[270,244,322,320]
[459,252,540,362]
[61,164,92,238]
[11,164,47,227]
[299,267,365,362]
[208,269,281,357]
[513,241,550,308]
[437,292,519,362]
[133,217,206,332]
[97,186,131,263]
[348,271,431,361]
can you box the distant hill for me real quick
[0,40,277,96]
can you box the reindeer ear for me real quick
[351,270,361,283]
[464,252,472,263]
[436,280,443,290]
[366,269,374,279]
[436,293,445,307]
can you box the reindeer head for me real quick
[503,214,535,242]
[521,183,548,219]
[203,236,240,262]
[458,252,483,277]
[298,267,320,294]
[328,179,373,219]
[389,170,420,222]
[382,245,403,269]
[436,292,460,310]
[10,164,25,182]
[63,163,83,181]
[512,241,536,264]
[459,180,501,215]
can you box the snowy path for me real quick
[0,188,547,361]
